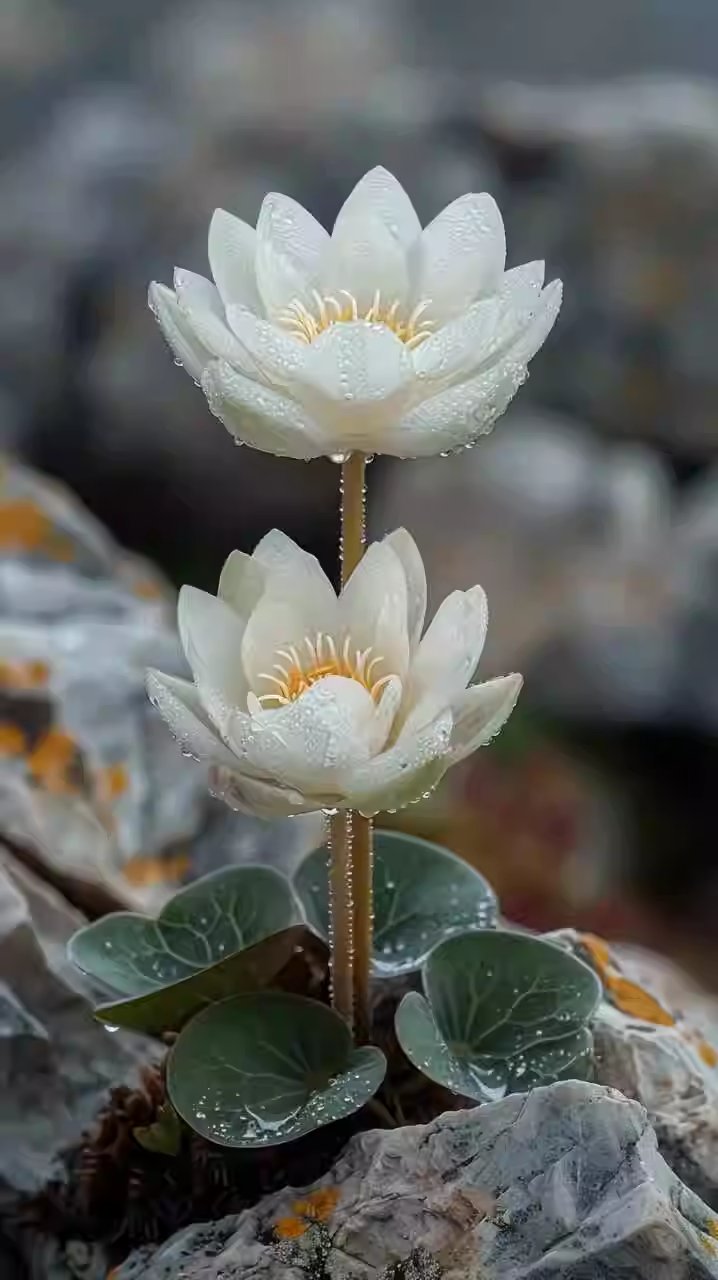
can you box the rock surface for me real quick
[567,931,718,1209]
[0,850,154,1204]
[117,1080,718,1279]
[0,456,322,909]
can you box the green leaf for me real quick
[133,1103,183,1156]
[93,924,309,1035]
[395,931,601,1102]
[294,830,497,977]
[167,993,386,1148]
[68,866,302,996]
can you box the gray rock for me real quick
[0,850,154,1201]
[576,935,718,1209]
[116,1080,718,1279]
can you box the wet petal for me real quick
[449,674,523,763]
[201,360,328,459]
[255,192,329,315]
[145,669,237,768]
[208,209,261,311]
[412,193,506,322]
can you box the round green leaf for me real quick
[68,866,301,996]
[93,924,310,1036]
[396,931,601,1102]
[294,830,498,977]
[167,993,386,1148]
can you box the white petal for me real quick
[383,528,426,654]
[412,265,548,387]
[208,765,320,818]
[412,193,506,322]
[255,192,329,316]
[449,673,523,763]
[174,269,254,370]
[145,669,237,768]
[177,585,248,722]
[201,359,328,459]
[408,586,488,708]
[321,213,409,311]
[252,529,337,610]
[340,708,453,816]
[228,676,378,793]
[217,550,265,619]
[224,304,307,384]
[148,282,208,382]
[241,532,338,690]
[208,209,261,311]
[331,167,421,248]
[509,279,563,363]
[381,358,529,458]
[340,541,409,682]
[302,321,413,407]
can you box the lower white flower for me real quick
[146,529,522,818]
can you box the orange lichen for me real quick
[697,1039,718,1069]
[0,659,50,690]
[123,851,191,888]
[43,532,76,563]
[132,577,164,600]
[97,763,130,801]
[579,933,612,977]
[27,728,79,794]
[579,933,675,1027]
[0,499,50,551]
[274,1216,308,1240]
[605,975,675,1027]
[293,1186,340,1222]
[0,722,27,756]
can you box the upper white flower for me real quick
[149,167,562,460]
[146,529,522,818]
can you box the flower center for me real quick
[255,633,393,708]
[276,289,433,349]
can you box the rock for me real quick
[567,931,718,1208]
[0,456,322,908]
[0,850,154,1203]
[116,1080,718,1278]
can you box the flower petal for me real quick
[177,585,248,723]
[331,166,421,249]
[340,708,453,816]
[224,304,307,384]
[408,586,488,709]
[509,278,563,363]
[412,264,549,387]
[208,209,261,311]
[321,213,410,311]
[201,359,328,459]
[148,282,209,382]
[412,193,506,322]
[145,669,237,768]
[380,358,530,458]
[174,269,254,370]
[228,676,378,793]
[217,550,265,620]
[340,541,410,682]
[208,765,320,818]
[382,528,426,654]
[302,321,413,407]
[241,531,338,691]
[255,192,329,316]
[449,674,523,763]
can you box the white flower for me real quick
[146,529,522,818]
[149,167,562,460]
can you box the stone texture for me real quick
[0,851,155,1204]
[117,1080,718,1279]
[0,456,322,909]
[566,931,718,1209]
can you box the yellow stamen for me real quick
[276,289,434,348]
[255,631,394,708]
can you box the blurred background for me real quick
[2,0,718,984]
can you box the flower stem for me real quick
[328,810,353,1026]
[338,452,374,1042]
